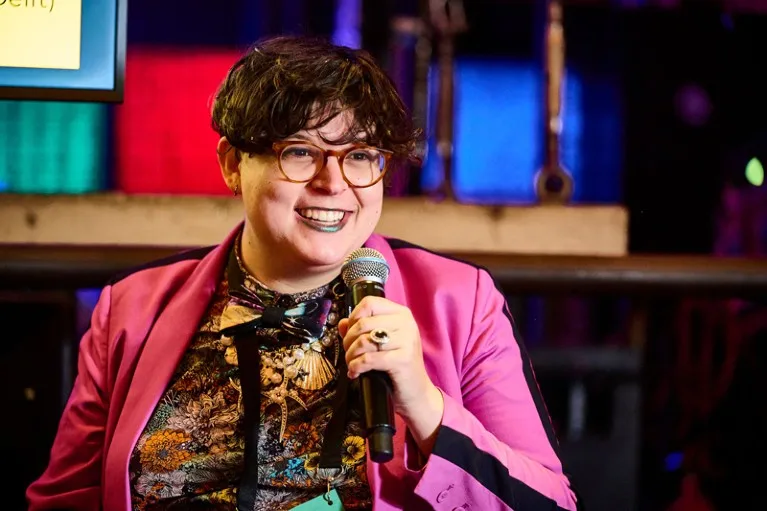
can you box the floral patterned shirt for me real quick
[129,242,372,510]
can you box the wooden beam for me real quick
[0,193,628,256]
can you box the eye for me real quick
[281,145,319,160]
[346,149,379,162]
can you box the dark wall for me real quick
[3,294,77,510]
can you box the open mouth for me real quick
[295,208,350,232]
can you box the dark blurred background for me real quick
[2,1,767,510]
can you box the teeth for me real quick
[298,208,345,223]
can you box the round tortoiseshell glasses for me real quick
[272,141,393,188]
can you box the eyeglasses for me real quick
[272,141,393,188]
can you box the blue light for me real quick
[664,451,684,472]
[332,0,362,49]
[422,58,621,204]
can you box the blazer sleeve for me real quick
[26,286,113,511]
[412,269,580,511]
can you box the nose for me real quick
[310,155,348,195]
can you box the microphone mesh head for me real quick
[341,248,390,287]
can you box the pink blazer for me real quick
[27,225,579,511]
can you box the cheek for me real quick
[240,158,285,200]
[242,180,276,226]
[367,198,383,221]
[244,176,280,204]
[358,187,384,214]
[367,205,382,219]
[243,179,306,227]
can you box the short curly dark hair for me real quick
[211,35,421,165]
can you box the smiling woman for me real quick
[27,35,580,511]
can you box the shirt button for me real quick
[436,484,454,503]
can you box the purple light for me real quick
[333,0,361,48]
[674,83,713,127]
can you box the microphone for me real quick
[341,247,395,463]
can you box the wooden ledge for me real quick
[0,193,628,256]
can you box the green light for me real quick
[0,100,107,194]
[745,157,764,187]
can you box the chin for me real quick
[290,244,342,268]
[293,238,359,271]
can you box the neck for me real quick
[239,229,340,294]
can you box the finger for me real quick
[344,333,383,367]
[347,296,405,324]
[347,350,400,379]
[345,329,398,362]
[342,314,400,352]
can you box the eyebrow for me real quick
[287,131,372,146]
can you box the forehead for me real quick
[292,110,370,145]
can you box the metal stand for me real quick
[428,0,467,202]
[535,0,574,204]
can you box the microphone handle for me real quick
[349,281,395,463]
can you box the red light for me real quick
[115,48,241,195]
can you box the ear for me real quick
[217,137,240,193]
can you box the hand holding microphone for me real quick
[340,248,445,463]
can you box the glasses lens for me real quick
[343,148,385,187]
[279,144,322,181]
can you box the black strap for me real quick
[261,306,286,328]
[318,293,356,468]
[318,357,350,469]
[234,333,262,511]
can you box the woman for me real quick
[27,36,579,511]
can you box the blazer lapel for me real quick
[106,226,240,510]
